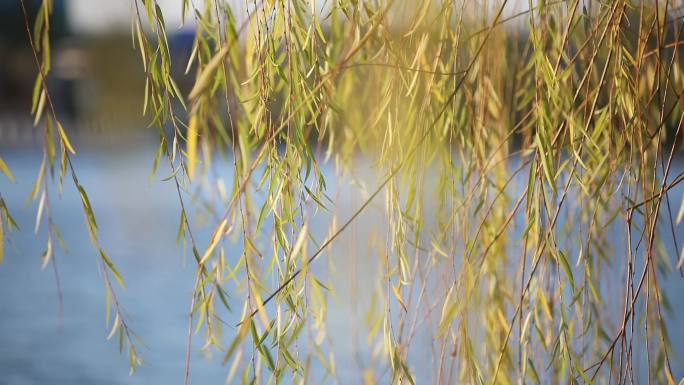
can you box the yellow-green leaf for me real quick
[0,157,14,182]
[57,121,76,155]
[100,248,125,288]
[188,45,229,101]
[186,114,198,180]
[199,218,228,265]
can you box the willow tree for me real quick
[2,0,684,384]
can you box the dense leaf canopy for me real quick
[2,0,684,384]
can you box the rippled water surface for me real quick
[1,142,683,384]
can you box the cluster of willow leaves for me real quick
[3,0,684,384]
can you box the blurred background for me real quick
[0,3,396,384]
[0,2,229,384]
[0,0,195,145]
[1,1,684,385]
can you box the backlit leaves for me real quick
[5,0,684,383]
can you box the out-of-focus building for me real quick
[0,0,196,144]
[0,0,82,143]
[0,0,69,110]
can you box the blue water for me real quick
[0,144,223,384]
[0,141,389,385]
[1,141,683,384]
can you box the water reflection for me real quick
[0,141,683,384]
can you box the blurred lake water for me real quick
[0,139,683,384]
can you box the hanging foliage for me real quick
[4,0,684,384]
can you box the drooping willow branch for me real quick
[5,0,684,384]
